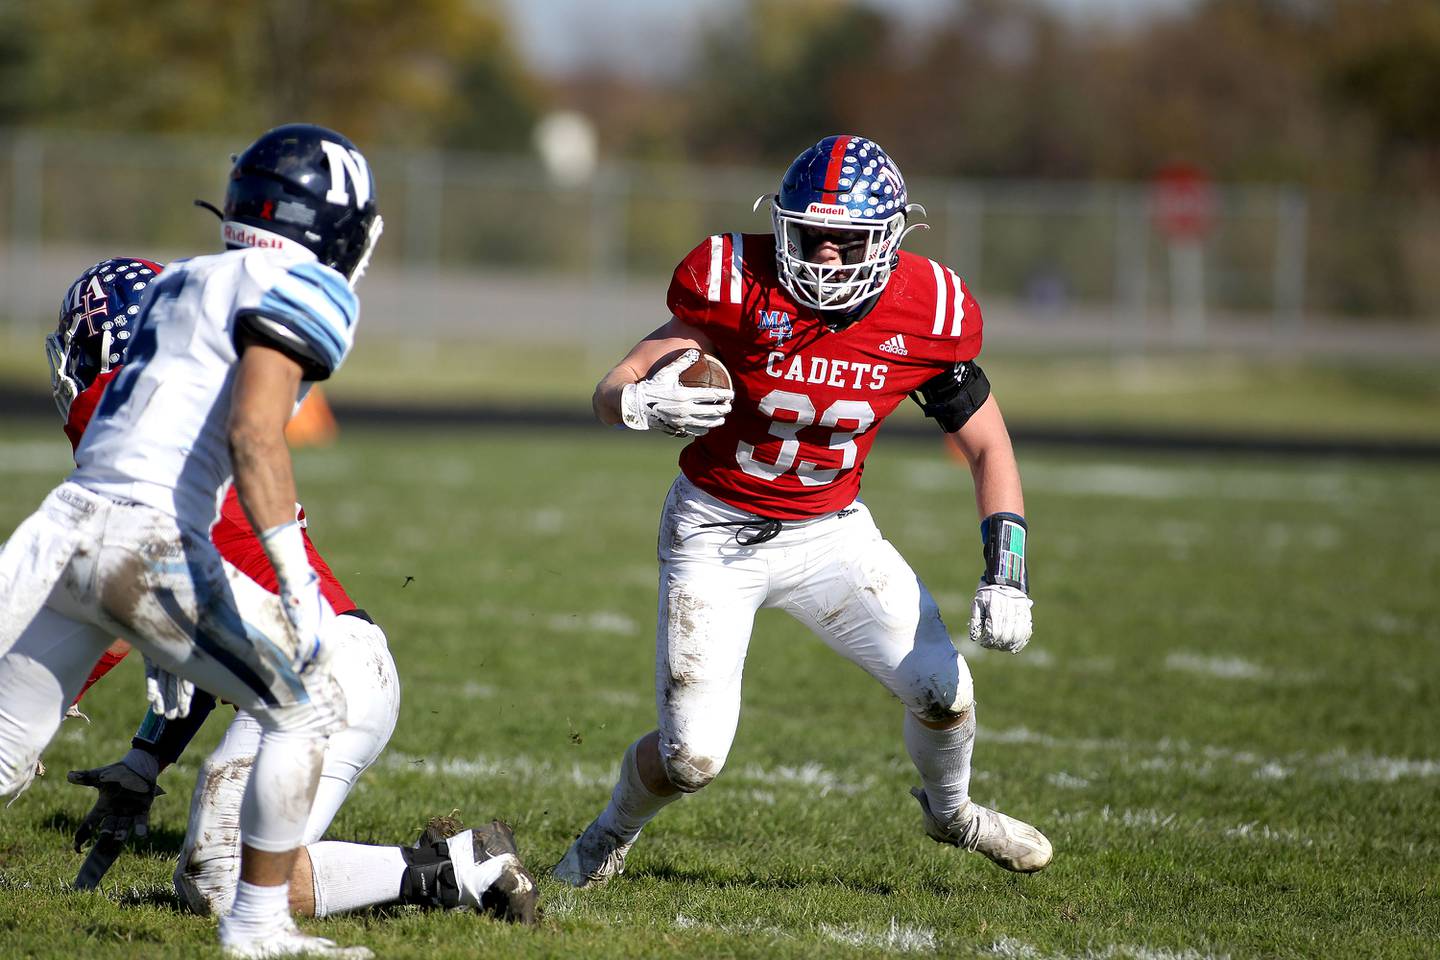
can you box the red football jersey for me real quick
[669,232,982,520]
[65,369,356,614]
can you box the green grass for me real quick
[1,423,1438,958]
[4,325,1437,439]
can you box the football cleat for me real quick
[399,815,539,924]
[552,817,634,888]
[219,916,372,959]
[911,787,1053,873]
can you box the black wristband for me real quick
[981,512,1028,592]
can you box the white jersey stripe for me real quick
[929,260,947,336]
[729,232,744,304]
[707,234,724,302]
[947,269,965,337]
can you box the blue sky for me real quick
[496,0,1196,78]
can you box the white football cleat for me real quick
[219,916,373,959]
[552,818,634,888]
[911,787,1053,873]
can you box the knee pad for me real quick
[660,744,724,793]
[910,657,975,725]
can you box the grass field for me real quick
[3,327,1438,440]
[1,422,1437,958]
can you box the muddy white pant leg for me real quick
[0,609,113,797]
[301,615,399,844]
[174,712,262,914]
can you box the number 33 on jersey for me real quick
[670,231,983,520]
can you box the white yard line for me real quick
[380,752,874,795]
[984,725,1440,783]
[987,938,1231,960]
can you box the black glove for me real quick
[67,761,164,852]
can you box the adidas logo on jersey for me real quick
[877,334,908,356]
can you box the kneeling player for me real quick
[49,259,536,924]
[556,136,1050,887]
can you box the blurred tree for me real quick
[0,0,539,147]
[683,0,895,164]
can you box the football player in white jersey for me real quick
[47,259,536,926]
[0,124,386,959]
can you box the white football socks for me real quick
[306,842,408,917]
[903,707,976,825]
[222,879,292,939]
[594,738,681,843]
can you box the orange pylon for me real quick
[286,387,339,447]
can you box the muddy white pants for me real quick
[174,612,400,914]
[653,474,973,791]
[0,482,344,856]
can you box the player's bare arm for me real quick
[948,393,1033,655]
[593,315,715,424]
[949,394,1025,520]
[594,315,733,437]
[228,336,305,532]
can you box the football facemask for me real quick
[766,135,927,313]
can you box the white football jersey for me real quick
[71,246,358,531]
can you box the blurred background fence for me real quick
[4,128,1437,363]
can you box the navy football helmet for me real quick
[762,135,925,312]
[47,257,164,418]
[221,123,382,285]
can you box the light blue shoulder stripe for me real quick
[255,262,357,371]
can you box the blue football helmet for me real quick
[47,257,164,419]
[222,123,382,285]
[762,135,926,313]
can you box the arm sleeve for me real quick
[131,690,218,769]
[231,253,359,381]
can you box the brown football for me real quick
[679,353,732,390]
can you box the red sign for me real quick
[1152,163,1216,240]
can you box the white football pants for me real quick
[174,612,400,914]
[0,482,344,855]
[653,475,973,791]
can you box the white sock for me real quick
[223,879,290,937]
[306,842,407,917]
[594,738,681,843]
[904,707,975,825]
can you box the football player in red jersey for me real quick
[48,259,536,926]
[555,136,1049,886]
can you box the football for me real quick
[678,352,732,391]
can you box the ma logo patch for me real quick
[758,309,793,343]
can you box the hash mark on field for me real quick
[674,914,938,953]
[382,752,873,794]
[1048,806,1311,846]
[1164,652,1274,681]
[987,937,1230,960]
[819,919,938,952]
[986,726,1440,783]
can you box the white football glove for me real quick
[968,581,1033,653]
[143,657,194,720]
[620,348,733,437]
[259,521,327,674]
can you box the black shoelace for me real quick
[697,517,784,545]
